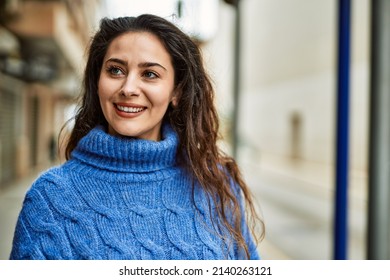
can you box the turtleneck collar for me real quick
[70,123,179,173]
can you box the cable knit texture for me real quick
[10,124,259,260]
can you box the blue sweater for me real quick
[10,124,259,260]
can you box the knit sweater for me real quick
[10,124,259,260]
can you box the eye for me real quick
[107,66,124,76]
[143,71,158,79]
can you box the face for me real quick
[98,31,176,141]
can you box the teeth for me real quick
[117,105,144,113]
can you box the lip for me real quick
[114,102,147,118]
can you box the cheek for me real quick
[97,77,104,99]
[97,78,112,102]
[154,94,174,111]
[97,89,106,105]
[154,83,175,107]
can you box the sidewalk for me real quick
[241,156,367,260]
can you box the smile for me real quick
[115,104,146,113]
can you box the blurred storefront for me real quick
[0,0,102,188]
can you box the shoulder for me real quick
[20,165,76,224]
[22,166,71,211]
[11,166,74,259]
[34,165,68,185]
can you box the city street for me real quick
[242,160,367,260]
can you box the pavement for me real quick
[240,156,367,260]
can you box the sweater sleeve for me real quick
[9,177,71,260]
[231,181,261,260]
[241,213,260,260]
[9,210,46,260]
[236,206,261,259]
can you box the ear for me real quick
[171,90,179,107]
[171,96,178,107]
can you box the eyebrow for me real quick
[138,62,167,71]
[105,58,167,71]
[105,58,127,67]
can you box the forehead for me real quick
[104,31,172,63]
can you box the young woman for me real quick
[10,14,264,260]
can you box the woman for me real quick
[10,14,264,260]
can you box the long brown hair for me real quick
[64,14,264,258]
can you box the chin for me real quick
[107,125,131,137]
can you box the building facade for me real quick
[0,0,102,188]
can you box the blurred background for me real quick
[0,0,384,260]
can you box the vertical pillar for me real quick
[231,0,241,159]
[367,0,390,260]
[334,0,351,260]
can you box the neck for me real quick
[70,123,178,173]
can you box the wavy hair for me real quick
[63,14,264,258]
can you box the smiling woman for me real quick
[9,14,264,260]
[98,32,176,141]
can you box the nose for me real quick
[120,74,140,97]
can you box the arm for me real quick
[231,180,261,260]
[10,212,47,260]
[9,178,71,260]
[240,211,260,260]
